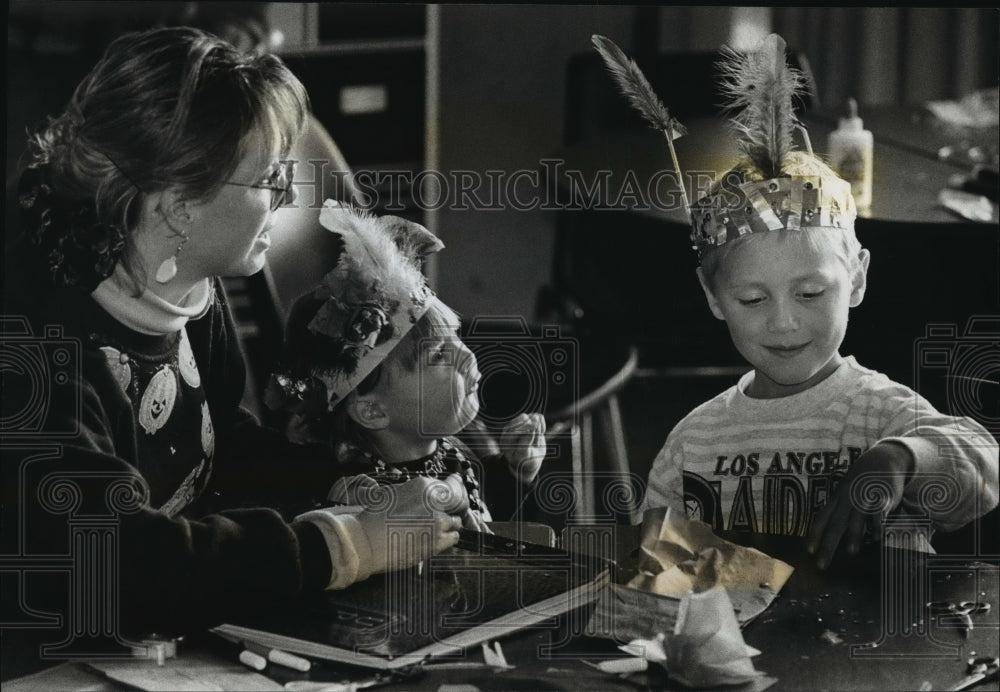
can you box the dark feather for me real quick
[592,34,686,139]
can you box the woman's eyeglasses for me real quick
[225,160,295,211]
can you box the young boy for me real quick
[642,36,998,567]
[267,201,547,530]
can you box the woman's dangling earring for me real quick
[155,234,189,283]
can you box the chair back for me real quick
[541,345,642,525]
[546,346,639,435]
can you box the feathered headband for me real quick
[266,200,443,413]
[593,33,855,259]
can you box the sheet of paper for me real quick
[87,651,284,691]
[1,662,118,692]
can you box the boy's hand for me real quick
[500,413,547,484]
[807,442,915,569]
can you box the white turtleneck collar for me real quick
[92,266,212,336]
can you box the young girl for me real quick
[267,201,547,530]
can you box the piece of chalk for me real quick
[239,649,267,671]
[243,641,312,672]
[267,648,311,672]
[596,657,648,674]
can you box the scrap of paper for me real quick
[587,597,776,691]
[938,189,995,223]
[618,633,667,664]
[480,641,511,669]
[664,588,764,688]
[583,657,648,674]
[1,662,118,692]
[926,88,999,129]
[628,508,793,623]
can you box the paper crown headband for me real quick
[689,171,855,255]
[592,33,856,258]
[266,200,443,413]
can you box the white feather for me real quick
[717,34,805,178]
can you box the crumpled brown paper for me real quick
[627,507,793,623]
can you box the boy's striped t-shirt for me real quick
[642,356,998,541]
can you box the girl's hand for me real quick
[500,413,547,484]
[460,507,492,533]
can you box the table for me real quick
[818,104,999,171]
[546,114,1000,225]
[5,528,997,691]
[731,533,999,692]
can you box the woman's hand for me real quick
[327,473,379,506]
[806,441,915,569]
[500,413,547,484]
[357,475,469,573]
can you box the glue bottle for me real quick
[828,98,873,214]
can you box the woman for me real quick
[3,26,465,663]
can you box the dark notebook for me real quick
[213,530,613,670]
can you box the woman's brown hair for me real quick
[21,26,309,290]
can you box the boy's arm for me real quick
[809,381,998,567]
[641,430,687,521]
[876,385,998,532]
